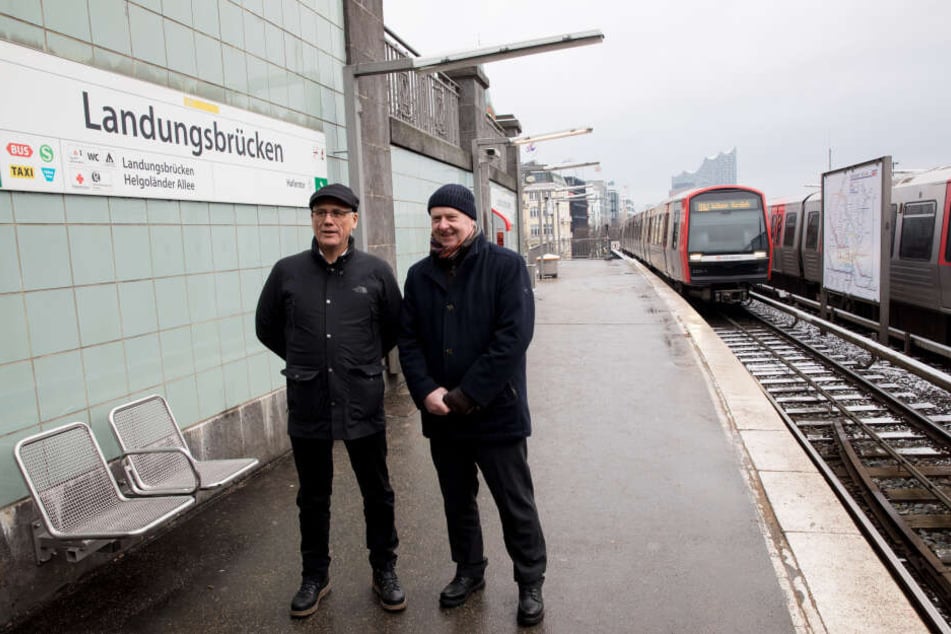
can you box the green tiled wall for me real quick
[1,192,313,498]
[0,0,347,506]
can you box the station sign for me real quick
[0,40,328,206]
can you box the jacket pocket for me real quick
[281,366,325,421]
[492,380,518,407]
[347,363,384,421]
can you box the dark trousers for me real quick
[290,431,398,580]
[429,436,547,585]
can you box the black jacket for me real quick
[398,235,535,441]
[256,237,401,439]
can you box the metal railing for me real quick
[525,237,612,263]
[384,31,460,146]
[570,237,612,259]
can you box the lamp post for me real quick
[343,30,603,252]
[540,161,601,172]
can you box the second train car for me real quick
[620,185,772,302]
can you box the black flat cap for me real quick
[309,183,359,211]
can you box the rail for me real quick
[757,285,951,362]
[751,291,951,394]
[714,313,951,632]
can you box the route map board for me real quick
[821,158,889,303]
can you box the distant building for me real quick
[586,180,608,232]
[564,175,588,231]
[621,197,636,220]
[521,163,571,256]
[606,188,620,226]
[671,148,737,195]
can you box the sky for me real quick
[382,0,951,209]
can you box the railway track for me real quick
[709,303,951,632]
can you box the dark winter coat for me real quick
[398,234,535,441]
[255,237,401,440]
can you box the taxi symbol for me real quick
[9,165,35,179]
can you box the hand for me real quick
[442,387,477,415]
[424,387,451,415]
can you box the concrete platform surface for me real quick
[6,259,927,633]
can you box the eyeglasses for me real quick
[312,209,355,219]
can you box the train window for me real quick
[946,209,951,262]
[662,214,670,246]
[890,203,897,257]
[688,190,767,253]
[898,201,936,260]
[804,211,820,250]
[782,212,798,247]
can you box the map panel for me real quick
[822,161,884,302]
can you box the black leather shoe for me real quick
[372,566,407,611]
[517,583,544,626]
[290,577,330,618]
[439,575,485,608]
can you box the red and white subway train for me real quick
[620,185,772,302]
[768,165,951,344]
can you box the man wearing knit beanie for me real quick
[399,184,547,626]
[424,184,480,260]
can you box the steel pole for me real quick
[342,65,367,253]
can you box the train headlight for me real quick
[753,250,767,258]
[689,253,703,261]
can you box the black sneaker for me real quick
[439,575,485,608]
[372,566,407,611]
[516,582,544,626]
[290,576,330,618]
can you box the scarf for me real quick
[430,223,480,261]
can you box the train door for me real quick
[668,203,683,281]
[938,182,951,310]
[648,208,664,271]
[801,205,822,285]
[769,204,786,276]
[780,207,800,277]
[891,198,939,310]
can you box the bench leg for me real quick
[31,521,119,565]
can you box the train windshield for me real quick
[687,191,767,254]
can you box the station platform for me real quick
[8,258,927,633]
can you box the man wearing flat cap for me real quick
[256,183,405,618]
[398,183,547,626]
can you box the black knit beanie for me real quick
[427,184,477,220]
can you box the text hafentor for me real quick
[82,91,285,162]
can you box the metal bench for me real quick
[109,395,259,496]
[14,422,196,563]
